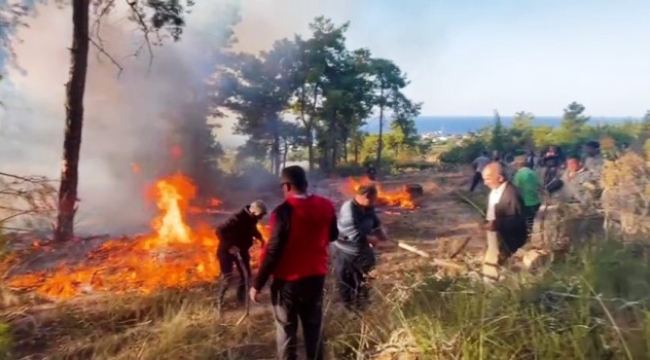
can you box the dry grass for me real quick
[2,162,650,359]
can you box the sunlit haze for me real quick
[0,0,648,175]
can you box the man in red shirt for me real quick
[249,165,338,360]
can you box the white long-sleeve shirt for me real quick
[486,182,507,221]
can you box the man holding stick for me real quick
[332,183,395,311]
[481,162,528,282]
[215,200,267,308]
[249,166,338,360]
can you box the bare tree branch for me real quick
[126,0,154,75]
[89,37,123,76]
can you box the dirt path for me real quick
[367,170,485,281]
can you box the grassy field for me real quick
[3,238,649,359]
[1,167,650,359]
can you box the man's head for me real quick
[566,156,581,173]
[481,162,507,190]
[513,155,527,170]
[280,165,308,197]
[354,183,378,207]
[249,200,267,219]
[583,141,600,157]
[481,150,489,157]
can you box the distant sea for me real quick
[363,116,632,135]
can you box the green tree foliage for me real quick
[511,111,535,148]
[369,58,408,170]
[211,16,419,174]
[214,38,300,175]
[553,102,591,151]
[490,110,507,153]
[638,110,650,144]
[440,103,646,164]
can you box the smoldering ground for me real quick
[0,0,357,236]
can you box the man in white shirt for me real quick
[470,151,491,192]
[481,162,528,282]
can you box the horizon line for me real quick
[367,114,640,119]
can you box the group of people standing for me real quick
[471,141,604,281]
[214,165,392,360]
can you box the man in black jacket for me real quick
[481,162,528,282]
[215,200,267,307]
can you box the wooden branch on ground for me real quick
[393,241,468,271]
[396,242,430,258]
[450,236,472,259]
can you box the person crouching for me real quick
[332,183,394,312]
[215,200,267,308]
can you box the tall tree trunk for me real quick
[54,0,90,242]
[306,126,314,171]
[375,87,385,172]
[272,131,281,175]
[282,139,289,168]
[329,114,337,170]
[354,140,359,164]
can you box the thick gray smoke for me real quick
[0,0,355,235]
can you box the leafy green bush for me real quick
[334,239,650,359]
[394,160,438,170]
[439,138,489,164]
[334,163,366,177]
[0,322,11,358]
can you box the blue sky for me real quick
[2,0,649,124]
[335,0,650,117]
[227,0,650,117]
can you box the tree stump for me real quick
[403,183,424,198]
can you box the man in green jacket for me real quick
[512,156,542,237]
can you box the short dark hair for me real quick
[585,140,600,149]
[356,183,378,197]
[482,151,488,156]
[281,165,308,192]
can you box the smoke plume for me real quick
[0,0,354,235]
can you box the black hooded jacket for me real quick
[216,206,262,253]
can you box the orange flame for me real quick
[343,176,415,209]
[6,173,270,300]
[131,162,141,174]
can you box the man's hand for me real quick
[228,246,240,255]
[367,235,380,247]
[256,237,266,248]
[483,221,495,231]
[249,287,260,303]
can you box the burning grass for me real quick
[341,176,416,209]
[2,169,650,359]
[3,238,650,359]
[2,173,270,300]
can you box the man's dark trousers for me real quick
[332,248,374,311]
[216,250,250,305]
[271,275,325,360]
[469,171,483,192]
